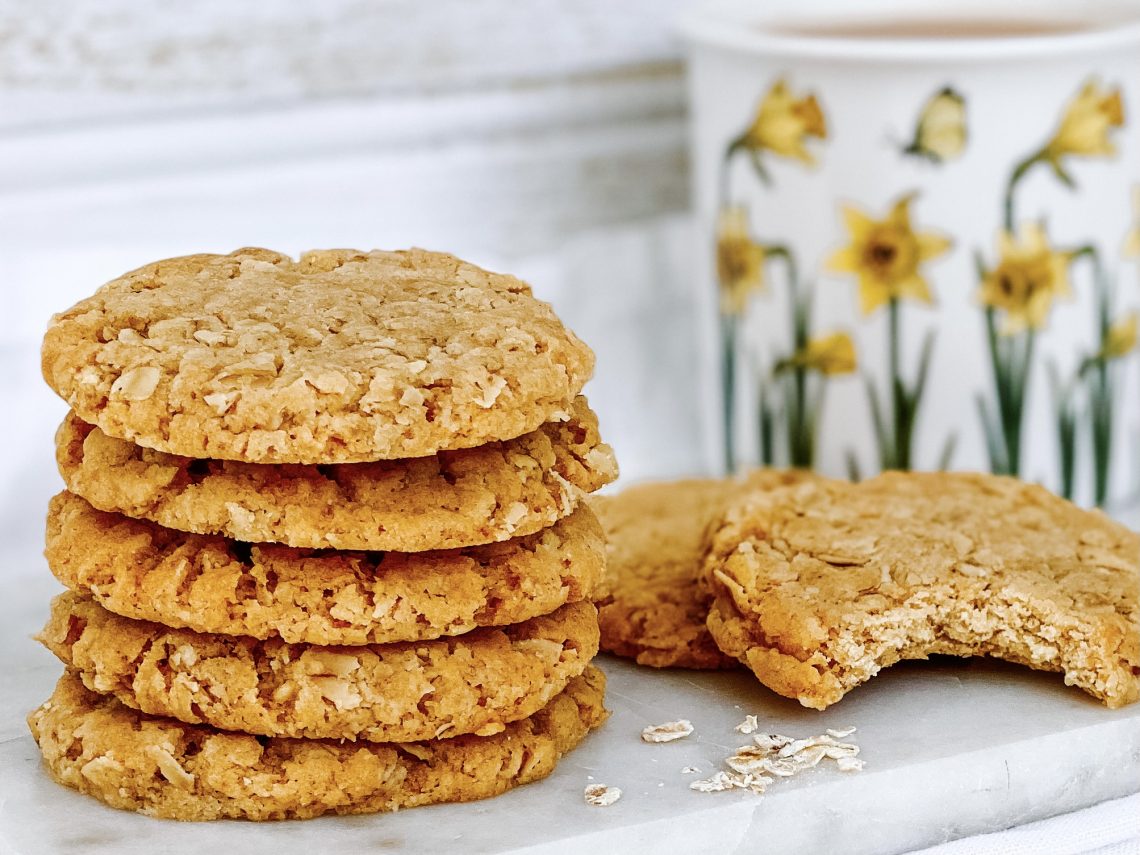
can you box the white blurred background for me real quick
[0,0,707,566]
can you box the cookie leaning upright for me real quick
[704,471,1140,710]
[41,247,594,463]
[32,247,615,821]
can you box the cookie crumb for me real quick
[641,720,694,743]
[680,766,700,774]
[584,784,622,806]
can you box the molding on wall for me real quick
[0,0,688,131]
[0,1,693,242]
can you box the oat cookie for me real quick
[28,667,607,821]
[41,248,594,464]
[47,491,604,646]
[55,396,616,551]
[40,592,599,742]
[592,470,810,669]
[704,472,1140,709]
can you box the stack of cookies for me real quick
[29,248,618,820]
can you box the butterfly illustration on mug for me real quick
[901,86,968,163]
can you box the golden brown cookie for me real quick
[41,248,594,464]
[55,396,616,551]
[28,667,608,821]
[592,470,810,669]
[40,592,599,743]
[46,491,604,646]
[704,472,1140,710]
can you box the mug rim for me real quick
[677,0,1140,62]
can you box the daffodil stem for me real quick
[1002,149,1044,232]
[1048,361,1079,501]
[1081,248,1113,505]
[765,245,814,467]
[1009,329,1035,476]
[719,140,743,205]
[888,297,907,470]
[720,312,738,475]
[758,380,775,466]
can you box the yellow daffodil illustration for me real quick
[716,206,766,316]
[777,332,857,376]
[987,78,1130,494]
[733,78,827,168]
[903,87,967,163]
[1044,79,1125,162]
[1100,312,1138,360]
[978,223,1073,335]
[1124,186,1140,258]
[827,193,953,315]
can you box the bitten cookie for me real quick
[41,248,594,464]
[592,470,810,669]
[46,491,604,646]
[704,472,1140,709]
[28,667,608,821]
[40,593,599,743]
[55,396,617,551]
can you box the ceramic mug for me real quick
[679,0,1140,510]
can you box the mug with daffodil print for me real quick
[681,3,1140,511]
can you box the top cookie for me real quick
[704,472,1140,709]
[41,248,594,463]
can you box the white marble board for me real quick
[1,553,1138,855]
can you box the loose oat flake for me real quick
[690,770,770,795]
[641,719,694,743]
[734,715,759,734]
[584,784,622,807]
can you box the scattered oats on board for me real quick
[641,720,694,743]
[692,726,862,795]
[584,784,622,807]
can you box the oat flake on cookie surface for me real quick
[55,395,616,551]
[704,471,1140,710]
[41,248,595,464]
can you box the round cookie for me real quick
[28,667,608,821]
[704,471,1140,710]
[592,470,810,669]
[41,248,594,464]
[46,491,604,646]
[40,592,599,742]
[55,396,617,551]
